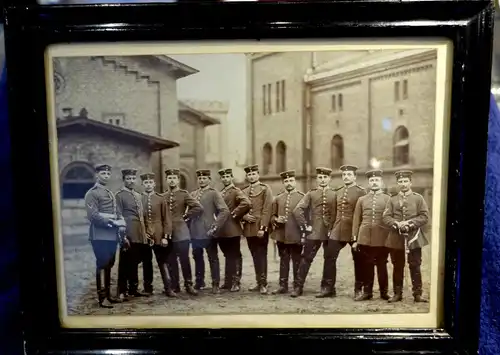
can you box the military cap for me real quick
[316,167,333,176]
[340,164,359,172]
[218,168,233,176]
[244,164,259,173]
[279,170,296,179]
[196,169,211,177]
[140,172,156,181]
[121,168,138,177]
[395,169,413,180]
[164,168,181,176]
[95,164,111,172]
[365,169,383,178]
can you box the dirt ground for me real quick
[63,235,431,316]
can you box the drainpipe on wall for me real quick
[367,79,372,169]
[154,81,164,192]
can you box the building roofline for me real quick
[57,116,179,152]
[155,55,199,79]
[179,101,220,126]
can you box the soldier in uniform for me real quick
[140,172,177,298]
[326,164,366,298]
[84,163,127,308]
[189,169,230,293]
[116,168,153,299]
[270,170,305,295]
[217,168,251,292]
[292,167,337,298]
[382,170,430,303]
[163,168,203,296]
[352,169,391,301]
[241,164,274,295]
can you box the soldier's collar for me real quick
[95,182,107,189]
[344,182,357,188]
[399,189,412,197]
[122,186,134,192]
[222,183,234,191]
[199,185,210,191]
[250,181,259,186]
[144,191,155,196]
[286,188,296,194]
[370,189,383,194]
[168,187,180,193]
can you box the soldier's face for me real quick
[283,177,296,191]
[342,170,356,184]
[198,176,210,188]
[123,175,137,189]
[368,176,382,190]
[142,179,155,192]
[96,170,111,184]
[167,175,179,188]
[316,174,330,187]
[246,171,259,183]
[220,173,233,186]
[397,177,412,192]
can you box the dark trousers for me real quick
[191,238,220,287]
[166,240,193,290]
[117,242,153,294]
[152,245,173,293]
[358,245,389,295]
[218,236,242,287]
[322,240,363,293]
[276,242,302,288]
[246,234,269,287]
[91,240,118,301]
[296,240,327,288]
[389,247,423,297]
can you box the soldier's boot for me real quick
[414,294,428,303]
[220,265,230,290]
[290,287,303,298]
[185,283,199,296]
[388,288,403,303]
[104,268,122,304]
[165,288,179,298]
[355,287,373,302]
[212,281,221,295]
[96,269,113,309]
[272,279,289,295]
[380,291,390,301]
[236,257,243,287]
[354,281,363,299]
[315,287,336,298]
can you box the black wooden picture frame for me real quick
[3,0,493,354]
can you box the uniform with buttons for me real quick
[382,169,430,301]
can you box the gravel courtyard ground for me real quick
[63,234,431,316]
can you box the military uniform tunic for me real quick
[189,186,230,240]
[116,188,147,244]
[293,186,337,241]
[330,184,366,242]
[141,192,172,245]
[241,182,273,236]
[85,183,120,242]
[162,189,204,242]
[271,189,305,244]
[353,190,391,247]
[218,184,251,238]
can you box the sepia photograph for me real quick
[45,41,451,328]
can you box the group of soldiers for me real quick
[84,162,430,309]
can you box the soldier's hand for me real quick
[122,238,130,250]
[305,225,313,233]
[161,238,169,247]
[277,216,286,224]
[351,242,359,251]
[243,214,257,223]
[257,230,265,238]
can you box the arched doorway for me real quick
[61,162,95,199]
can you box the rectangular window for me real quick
[394,81,400,101]
[262,84,267,115]
[281,80,286,111]
[267,83,272,114]
[331,94,337,112]
[402,79,408,99]
[276,81,281,112]
[102,113,125,127]
[338,93,343,111]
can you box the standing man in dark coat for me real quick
[241,164,274,295]
[116,168,152,299]
[352,169,391,301]
[382,169,430,303]
[292,167,337,298]
[140,172,177,298]
[163,168,203,296]
[325,164,366,298]
[270,170,305,295]
[84,163,127,308]
[217,168,251,292]
[190,169,230,294]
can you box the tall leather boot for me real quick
[230,257,241,292]
[272,278,288,294]
[96,269,112,308]
[105,268,122,304]
[388,287,403,303]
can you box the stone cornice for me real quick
[247,52,278,61]
[305,49,437,88]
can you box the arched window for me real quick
[393,126,410,166]
[262,143,273,175]
[330,135,344,169]
[276,141,287,173]
[61,162,95,200]
[180,174,188,190]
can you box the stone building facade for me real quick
[54,55,219,236]
[246,49,437,205]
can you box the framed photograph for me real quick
[4,0,493,354]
